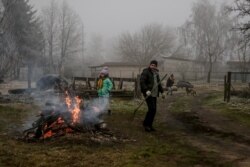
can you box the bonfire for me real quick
[22,90,108,141]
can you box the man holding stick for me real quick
[140,60,165,132]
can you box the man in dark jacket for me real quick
[140,60,164,132]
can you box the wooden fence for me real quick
[224,72,250,102]
[71,76,140,98]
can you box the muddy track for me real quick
[159,92,250,166]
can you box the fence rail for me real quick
[72,71,250,99]
[72,76,138,98]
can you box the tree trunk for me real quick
[27,63,32,89]
[207,70,211,83]
[207,55,212,83]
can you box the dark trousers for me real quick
[143,96,157,128]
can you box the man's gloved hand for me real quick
[146,90,151,96]
[161,93,165,99]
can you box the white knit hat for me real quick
[100,66,109,75]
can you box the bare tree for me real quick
[227,0,250,78]
[41,0,58,73]
[86,34,105,65]
[226,27,250,81]
[238,40,250,66]
[0,0,4,25]
[235,36,250,81]
[228,0,250,43]
[117,23,176,68]
[80,23,86,72]
[57,0,82,75]
[41,0,82,76]
[181,0,233,83]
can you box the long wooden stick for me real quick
[132,73,168,118]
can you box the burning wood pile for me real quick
[12,75,134,143]
[22,91,110,141]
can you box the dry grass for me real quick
[0,81,36,95]
[0,90,249,167]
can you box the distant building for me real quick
[89,57,233,81]
[89,58,208,80]
[89,62,148,78]
[162,57,206,80]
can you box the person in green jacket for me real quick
[96,67,113,114]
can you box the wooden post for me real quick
[111,78,115,90]
[133,78,137,98]
[224,75,227,102]
[94,77,97,89]
[135,74,141,98]
[227,72,231,102]
[27,63,32,89]
[87,78,91,89]
[118,78,123,90]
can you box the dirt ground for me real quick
[1,81,250,166]
[157,89,250,166]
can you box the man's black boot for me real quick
[144,126,151,132]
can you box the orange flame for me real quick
[65,91,72,108]
[41,117,72,139]
[40,92,83,139]
[72,96,81,123]
[43,130,52,139]
[64,91,82,124]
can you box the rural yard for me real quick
[0,82,250,167]
[1,0,250,166]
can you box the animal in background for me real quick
[176,81,194,89]
[186,87,196,96]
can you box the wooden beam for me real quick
[227,72,231,102]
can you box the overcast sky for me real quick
[29,0,231,40]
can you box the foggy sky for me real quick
[29,0,231,40]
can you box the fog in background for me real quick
[29,0,230,62]
[30,0,198,39]
[2,0,243,83]
[31,0,232,37]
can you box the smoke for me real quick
[24,88,109,130]
[20,73,110,130]
[19,89,63,131]
[80,97,108,126]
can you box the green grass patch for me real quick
[0,104,36,131]
[202,93,250,126]
[0,99,236,167]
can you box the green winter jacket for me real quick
[97,78,113,97]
